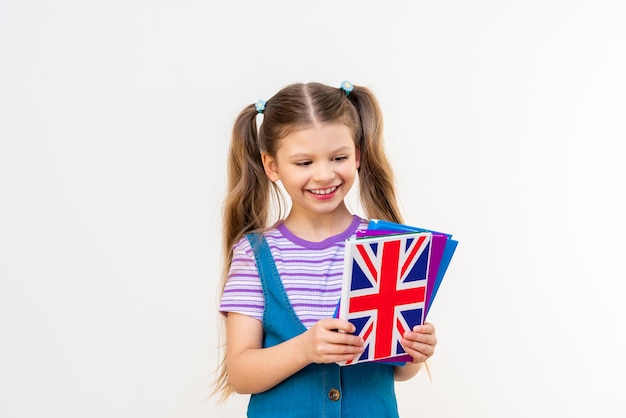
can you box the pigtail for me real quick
[223,105,271,262]
[349,86,404,224]
[214,104,275,401]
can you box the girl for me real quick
[214,81,437,417]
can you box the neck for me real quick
[283,207,354,242]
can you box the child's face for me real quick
[262,123,360,220]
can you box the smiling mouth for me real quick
[308,186,338,195]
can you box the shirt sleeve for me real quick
[218,237,264,322]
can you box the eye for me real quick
[295,161,312,167]
[333,156,349,162]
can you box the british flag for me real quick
[339,232,432,365]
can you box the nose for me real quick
[312,161,335,183]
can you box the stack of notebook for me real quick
[336,220,458,366]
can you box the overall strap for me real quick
[245,233,305,338]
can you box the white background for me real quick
[1,1,625,417]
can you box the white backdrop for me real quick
[1,1,625,417]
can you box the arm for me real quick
[394,323,437,381]
[226,312,365,394]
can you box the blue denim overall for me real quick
[246,234,399,418]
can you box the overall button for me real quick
[328,388,341,402]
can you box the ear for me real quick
[355,147,361,170]
[261,152,280,182]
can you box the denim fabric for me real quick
[245,234,399,418]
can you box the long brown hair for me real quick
[213,82,403,400]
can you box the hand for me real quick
[299,318,364,364]
[400,322,437,364]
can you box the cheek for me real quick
[342,165,359,181]
[351,155,360,171]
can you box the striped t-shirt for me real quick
[220,215,368,329]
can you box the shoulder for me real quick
[232,234,253,255]
[231,225,284,258]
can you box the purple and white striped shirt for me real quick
[220,215,368,329]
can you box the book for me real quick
[336,221,458,366]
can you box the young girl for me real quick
[214,81,437,417]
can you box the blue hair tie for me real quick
[255,99,266,114]
[339,80,354,95]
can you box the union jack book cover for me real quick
[337,232,433,366]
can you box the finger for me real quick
[400,338,435,357]
[412,322,436,334]
[325,330,364,347]
[330,340,366,354]
[400,343,434,363]
[322,352,364,365]
[403,330,437,346]
[319,318,358,334]
[315,342,365,364]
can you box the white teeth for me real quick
[309,186,337,195]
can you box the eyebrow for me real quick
[288,146,353,159]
